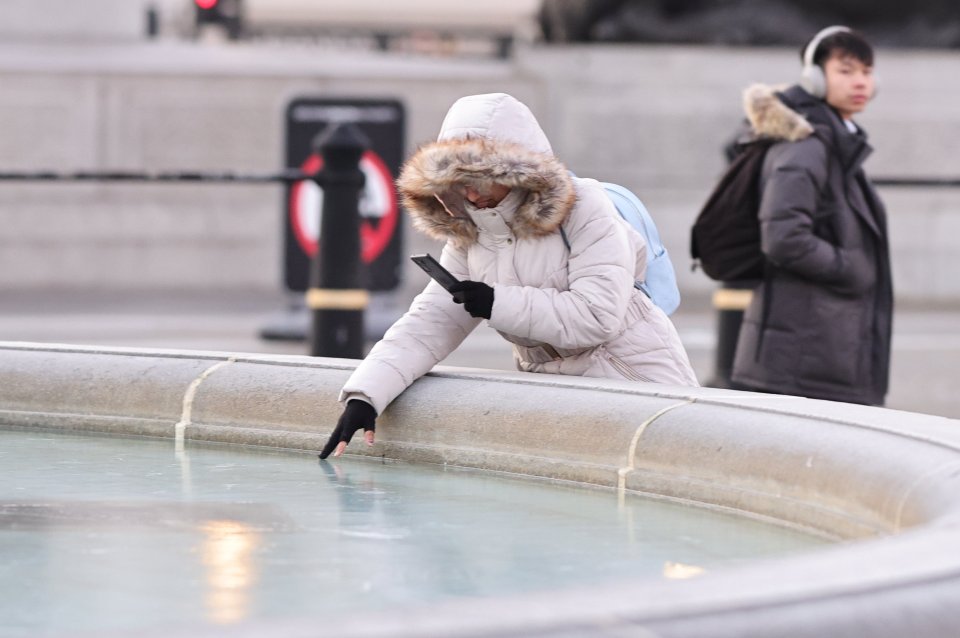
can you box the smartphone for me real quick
[410,253,460,292]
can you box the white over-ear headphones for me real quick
[799,25,851,98]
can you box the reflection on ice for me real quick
[662,561,706,579]
[201,520,259,625]
[338,529,410,541]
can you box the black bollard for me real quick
[145,5,159,38]
[707,280,758,388]
[307,123,371,358]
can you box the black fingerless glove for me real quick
[319,399,377,459]
[449,280,494,319]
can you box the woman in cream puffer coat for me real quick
[320,93,697,458]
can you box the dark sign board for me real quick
[284,98,405,292]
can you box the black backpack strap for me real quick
[559,225,571,251]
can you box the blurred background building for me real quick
[538,0,960,47]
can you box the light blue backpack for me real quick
[560,182,681,315]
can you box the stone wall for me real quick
[1,41,957,304]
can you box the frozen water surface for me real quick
[0,428,830,635]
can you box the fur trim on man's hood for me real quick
[397,93,575,248]
[743,83,815,142]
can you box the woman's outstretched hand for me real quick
[449,280,494,319]
[319,399,377,459]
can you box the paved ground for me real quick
[1,289,957,420]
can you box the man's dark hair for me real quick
[800,30,874,68]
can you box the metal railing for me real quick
[0,170,311,184]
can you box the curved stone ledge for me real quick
[2,341,960,637]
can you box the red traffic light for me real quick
[195,0,218,9]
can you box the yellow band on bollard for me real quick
[713,288,754,311]
[305,288,369,310]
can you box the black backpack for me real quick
[689,139,775,282]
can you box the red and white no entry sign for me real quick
[289,150,398,264]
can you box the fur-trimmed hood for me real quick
[397,93,576,248]
[742,83,872,171]
[742,83,815,142]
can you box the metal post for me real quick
[145,5,159,38]
[707,280,757,388]
[307,123,370,358]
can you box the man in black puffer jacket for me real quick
[731,27,892,406]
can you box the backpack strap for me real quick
[558,223,646,295]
